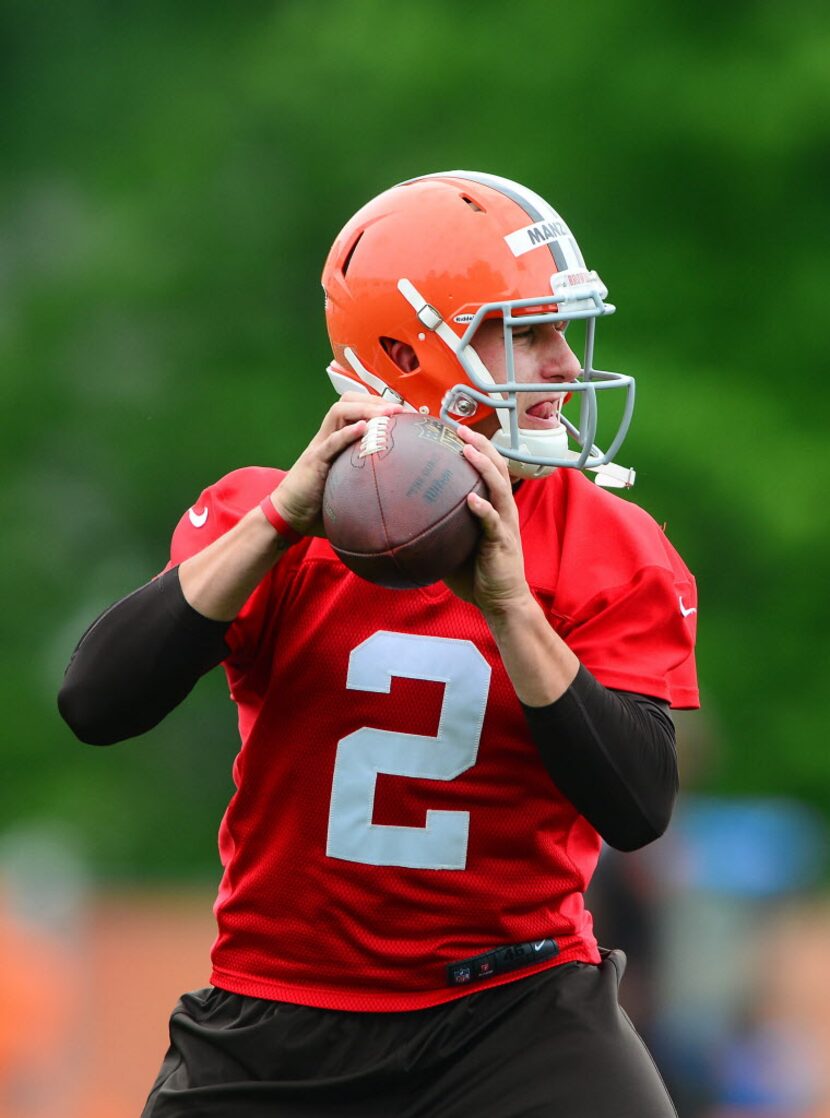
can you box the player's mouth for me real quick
[522,397,566,429]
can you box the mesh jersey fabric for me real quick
[165,466,698,1011]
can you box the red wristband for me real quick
[258,496,303,545]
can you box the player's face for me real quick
[471,317,580,432]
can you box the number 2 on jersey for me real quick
[326,631,491,870]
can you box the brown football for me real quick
[322,413,485,589]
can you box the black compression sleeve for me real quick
[58,567,231,746]
[520,665,678,852]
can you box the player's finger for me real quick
[466,490,502,539]
[460,444,515,518]
[318,419,369,464]
[338,390,373,403]
[455,425,512,480]
[321,397,405,435]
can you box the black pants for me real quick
[143,950,676,1118]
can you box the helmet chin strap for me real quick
[492,424,636,487]
[491,424,568,479]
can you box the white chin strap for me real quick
[491,425,568,479]
[493,424,636,487]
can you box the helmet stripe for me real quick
[406,170,565,268]
[438,170,554,221]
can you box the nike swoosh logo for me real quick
[188,506,208,528]
[533,940,546,951]
[678,595,697,618]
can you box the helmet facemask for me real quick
[396,273,637,486]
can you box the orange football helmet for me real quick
[322,171,635,484]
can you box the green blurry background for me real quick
[3,0,829,881]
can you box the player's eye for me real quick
[513,326,534,342]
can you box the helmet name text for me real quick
[505,219,570,258]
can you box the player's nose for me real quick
[538,328,580,382]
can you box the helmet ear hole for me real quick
[381,337,419,373]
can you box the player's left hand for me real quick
[443,426,532,616]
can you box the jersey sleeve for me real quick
[560,558,698,708]
[543,477,700,709]
[164,466,287,663]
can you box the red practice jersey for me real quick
[167,466,698,1011]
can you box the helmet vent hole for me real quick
[460,194,486,213]
[341,232,364,277]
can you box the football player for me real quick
[60,171,698,1117]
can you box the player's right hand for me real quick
[271,393,405,537]
[443,424,532,617]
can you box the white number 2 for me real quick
[326,632,491,870]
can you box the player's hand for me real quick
[271,393,405,536]
[442,426,533,616]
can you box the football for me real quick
[322,413,486,589]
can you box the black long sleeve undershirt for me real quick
[521,668,678,851]
[58,567,230,745]
[59,567,677,850]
